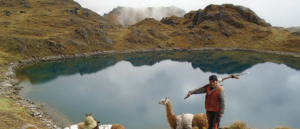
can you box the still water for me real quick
[17,51,300,129]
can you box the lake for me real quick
[16,50,300,129]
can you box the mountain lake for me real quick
[16,50,300,129]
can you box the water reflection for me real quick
[17,51,300,84]
[17,51,300,129]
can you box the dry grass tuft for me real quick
[275,126,292,129]
[229,120,247,129]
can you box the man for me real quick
[185,75,225,129]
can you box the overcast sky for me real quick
[74,0,300,28]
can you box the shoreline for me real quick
[1,47,300,128]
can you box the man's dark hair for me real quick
[209,75,218,81]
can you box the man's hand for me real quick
[184,92,191,99]
[219,114,223,118]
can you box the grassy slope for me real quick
[0,97,48,128]
[0,1,299,128]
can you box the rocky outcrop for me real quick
[161,16,183,26]
[188,4,271,27]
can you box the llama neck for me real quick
[165,101,177,129]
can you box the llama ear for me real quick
[168,96,170,99]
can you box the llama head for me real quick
[86,113,92,117]
[159,96,170,106]
[85,113,100,124]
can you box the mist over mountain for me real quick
[287,26,300,31]
[103,6,186,26]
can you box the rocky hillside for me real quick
[103,6,186,26]
[0,0,123,63]
[1,1,300,63]
[122,4,300,53]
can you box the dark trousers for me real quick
[206,111,221,129]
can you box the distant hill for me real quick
[287,26,300,31]
[103,6,186,26]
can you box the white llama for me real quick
[159,96,208,129]
[159,96,194,129]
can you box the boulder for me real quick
[103,37,113,44]
[47,40,56,47]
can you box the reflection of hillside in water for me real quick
[16,51,300,84]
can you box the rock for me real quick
[217,10,229,20]
[24,3,31,8]
[83,12,92,18]
[20,11,27,13]
[187,25,195,29]
[75,10,79,14]
[47,40,56,47]
[100,25,110,29]
[4,10,12,16]
[75,7,80,14]
[222,30,232,37]
[68,39,78,46]
[291,31,300,36]
[57,43,65,49]
[18,45,26,53]
[103,37,113,44]
[14,87,23,90]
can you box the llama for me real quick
[111,124,125,129]
[64,113,112,129]
[159,96,208,129]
